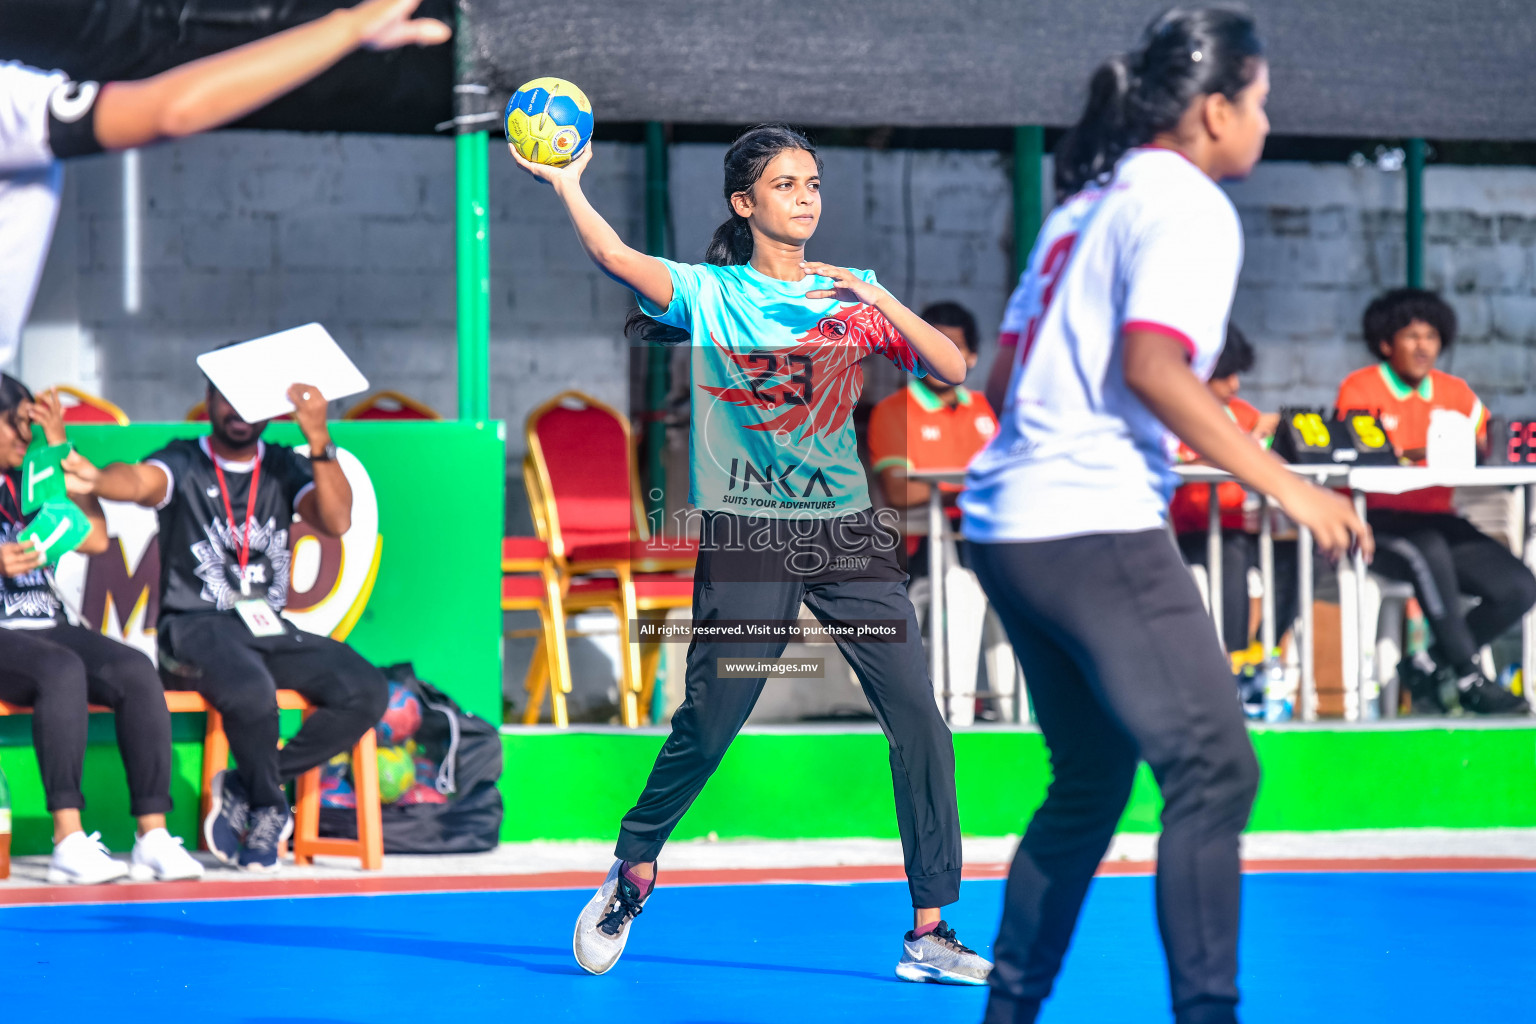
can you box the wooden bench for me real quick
[0,690,383,871]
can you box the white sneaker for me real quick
[129,827,206,882]
[573,860,655,975]
[46,831,130,885]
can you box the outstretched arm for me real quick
[91,0,450,151]
[509,145,675,310]
[66,454,169,509]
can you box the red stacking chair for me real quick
[524,391,696,726]
[54,386,129,425]
[343,391,443,421]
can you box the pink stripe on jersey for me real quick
[1123,320,1197,360]
[997,331,1020,349]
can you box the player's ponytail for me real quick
[704,124,822,267]
[1055,7,1264,199]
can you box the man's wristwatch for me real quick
[311,441,338,462]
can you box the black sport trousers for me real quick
[971,530,1260,1024]
[1366,510,1536,674]
[0,623,173,816]
[614,511,963,909]
[159,612,388,809]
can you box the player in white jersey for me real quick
[961,10,1371,1024]
[0,0,450,369]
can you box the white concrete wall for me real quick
[1226,163,1536,412]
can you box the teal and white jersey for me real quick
[639,259,926,518]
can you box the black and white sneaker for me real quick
[1458,673,1531,716]
[203,769,250,867]
[238,804,294,873]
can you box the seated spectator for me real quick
[1170,325,1298,654]
[0,377,202,884]
[868,300,998,571]
[1335,288,1534,715]
[68,365,389,869]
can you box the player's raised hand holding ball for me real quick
[505,77,595,183]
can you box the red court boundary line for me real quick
[2,857,1532,909]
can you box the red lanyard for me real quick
[212,454,262,592]
[0,476,19,527]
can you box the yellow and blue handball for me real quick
[505,77,593,166]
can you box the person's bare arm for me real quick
[289,385,352,536]
[879,467,932,508]
[91,0,450,151]
[799,262,968,384]
[510,145,676,310]
[984,343,1017,414]
[67,454,169,508]
[1122,330,1373,561]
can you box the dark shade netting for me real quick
[460,0,1536,139]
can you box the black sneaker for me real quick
[238,804,294,873]
[1397,658,1447,715]
[1458,674,1531,716]
[203,769,250,866]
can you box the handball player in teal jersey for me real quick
[511,125,992,984]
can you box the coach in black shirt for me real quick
[70,379,388,872]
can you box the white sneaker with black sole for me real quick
[895,921,992,985]
[47,830,130,885]
[573,860,654,975]
[129,827,206,882]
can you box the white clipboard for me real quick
[195,324,369,423]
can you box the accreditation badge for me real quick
[235,598,287,637]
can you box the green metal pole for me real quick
[1405,138,1426,288]
[456,130,491,421]
[642,122,670,523]
[1013,126,1045,278]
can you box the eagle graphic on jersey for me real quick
[698,303,922,444]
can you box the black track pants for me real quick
[1366,510,1536,673]
[160,612,389,809]
[0,623,173,816]
[971,530,1260,1024]
[614,511,963,909]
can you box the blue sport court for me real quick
[3,869,1531,1022]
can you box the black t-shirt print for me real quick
[0,470,61,625]
[146,438,315,618]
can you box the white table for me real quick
[909,464,1350,721]
[1173,464,1351,720]
[907,469,971,718]
[1346,465,1536,719]
[909,463,1536,723]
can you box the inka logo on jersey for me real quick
[718,458,837,510]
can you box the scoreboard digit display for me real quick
[1491,413,1536,464]
[1273,407,1396,465]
